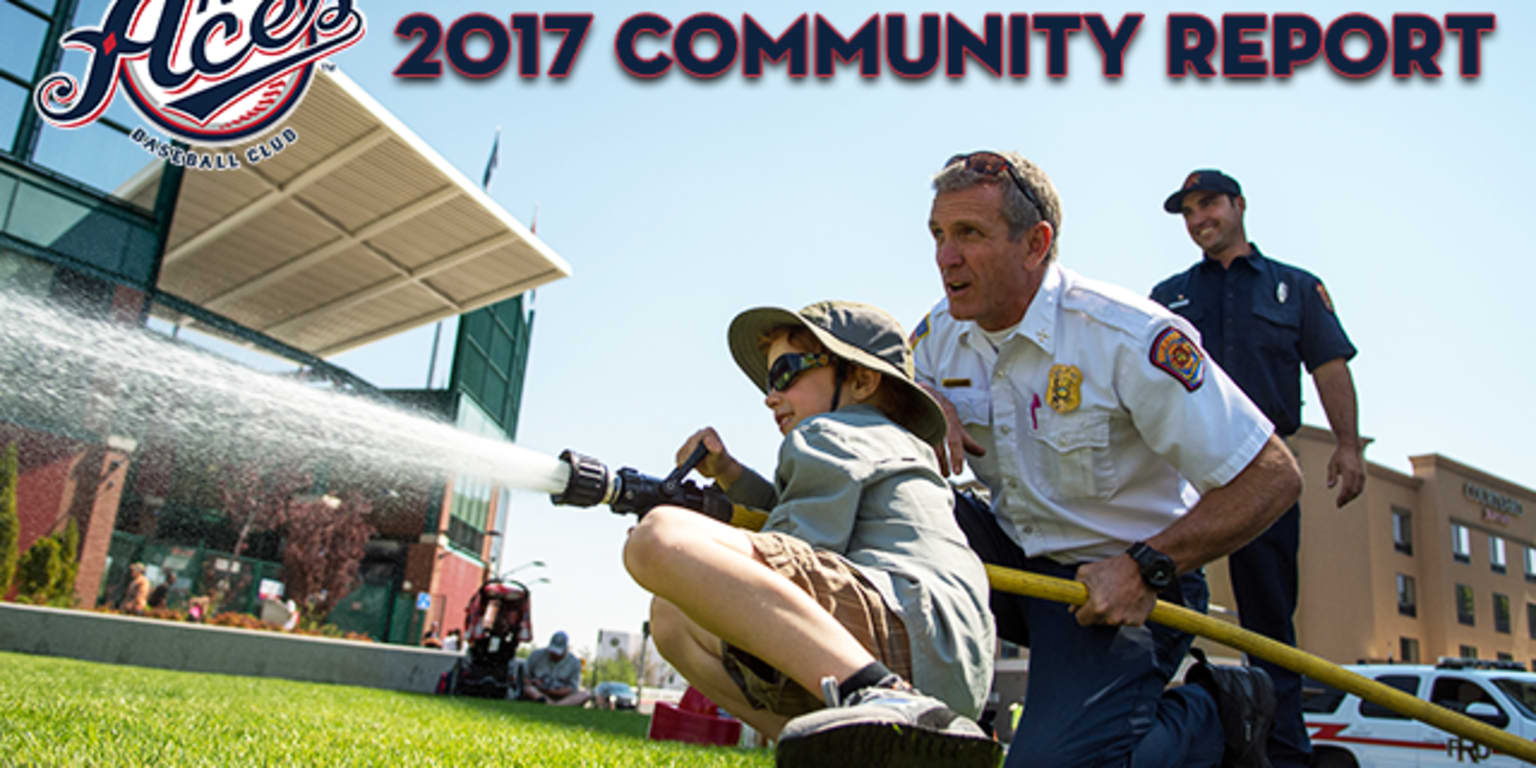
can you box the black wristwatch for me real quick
[1126,542,1176,591]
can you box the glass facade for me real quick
[450,295,535,442]
[5,0,155,204]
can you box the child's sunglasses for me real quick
[945,151,1042,217]
[767,352,830,392]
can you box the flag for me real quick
[481,126,501,192]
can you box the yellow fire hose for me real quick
[986,564,1536,764]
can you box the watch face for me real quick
[1132,544,1176,590]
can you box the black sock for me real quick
[837,661,895,701]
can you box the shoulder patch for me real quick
[909,314,930,347]
[1149,327,1205,391]
[1315,282,1335,313]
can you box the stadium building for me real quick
[1,1,568,643]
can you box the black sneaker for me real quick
[775,677,1001,768]
[1185,648,1276,768]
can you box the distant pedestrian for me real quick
[146,572,176,609]
[119,563,151,615]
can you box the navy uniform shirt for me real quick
[1150,244,1356,437]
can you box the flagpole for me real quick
[428,126,502,390]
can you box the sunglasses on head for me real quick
[767,352,830,392]
[946,151,1042,217]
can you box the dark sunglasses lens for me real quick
[965,153,1008,176]
[768,353,825,391]
[768,355,799,391]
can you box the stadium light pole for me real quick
[501,559,545,579]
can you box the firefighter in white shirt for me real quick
[911,150,1303,768]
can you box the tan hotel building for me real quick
[1214,425,1536,669]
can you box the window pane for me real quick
[0,79,25,155]
[33,121,155,206]
[0,3,49,83]
[1361,675,1419,718]
[0,247,56,297]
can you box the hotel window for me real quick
[1452,524,1471,563]
[1525,547,1536,582]
[1399,637,1419,664]
[1392,507,1413,554]
[1491,536,1507,574]
[1495,593,1511,634]
[1457,584,1475,626]
[1498,652,1515,663]
[1396,574,1416,617]
[1461,645,1478,659]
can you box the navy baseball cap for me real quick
[1163,169,1242,213]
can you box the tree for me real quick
[48,518,81,606]
[584,648,639,688]
[0,442,18,596]
[15,536,62,602]
[276,493,374,623]
[220,464,309,559]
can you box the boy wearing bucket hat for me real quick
[622,301,997,767]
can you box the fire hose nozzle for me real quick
[550,449,614,507]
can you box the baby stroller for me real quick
[436,578,532,699]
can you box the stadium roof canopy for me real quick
[118,67,570,358]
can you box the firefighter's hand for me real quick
[1327,443,1365,508]
[1070,555,1156,627]
[678,428,744,490]
[918,382,985,477]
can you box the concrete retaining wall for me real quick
[0,602,459,693]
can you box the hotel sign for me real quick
[1465,482,1524,517]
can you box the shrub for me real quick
[16,537,63,601]
[46,519,80,607]
[0,442,18,596]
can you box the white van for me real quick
[1303,658,1536,767]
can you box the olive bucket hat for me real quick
[727,301,948,446]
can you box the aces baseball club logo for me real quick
[32,0,365,147]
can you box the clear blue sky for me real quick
[287,0,1534,657]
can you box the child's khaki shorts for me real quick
[721,531,912,717]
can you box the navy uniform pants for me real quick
[954,492,1225,768]
[1229,502,1310,768]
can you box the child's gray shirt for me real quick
[726,403,996,718]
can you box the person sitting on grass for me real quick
[521,631,590,706]
[622,301,998,767]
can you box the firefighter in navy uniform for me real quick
[1153,169,1365,768]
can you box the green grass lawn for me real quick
[0,651,774,767]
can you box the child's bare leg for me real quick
[650,596,790,737]
[623,506,875,697]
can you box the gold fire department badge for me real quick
[1047,364,1082,413]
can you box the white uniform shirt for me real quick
[912,263,1274,563]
